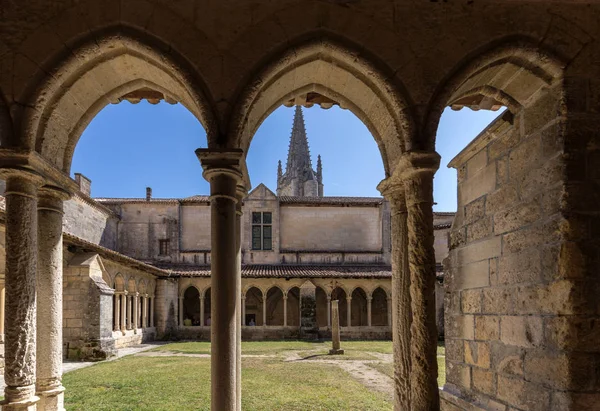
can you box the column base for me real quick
[329,349,344,355]
[1,396,40,411]
[37,386,65,411]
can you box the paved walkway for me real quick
[0,342,164,392]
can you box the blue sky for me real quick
[72,102,501,211]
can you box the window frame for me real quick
[251,211,273,251]
[158,239,170,256]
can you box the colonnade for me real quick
[194,149,440,411]
[113,292,155,332]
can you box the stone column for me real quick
[262,291,267,326]
[367,296,372,327]
[241,297,246,326]
[150,296,154,327]
[200,296,205,327]
[178,296,184,326]
[120,293,127,333]
[378,178,411,410]
[329,300,343,355]
[36,186,69,410]
[327,296,331,328]
[0,285,5,340]
[114,293,121,331]
[133,293,139,332]
[142,295,148,329]
[404,151,440,410]
[197,148,243,411]
[235,185,245,411]
[346,296,352,327]
[387,297,392,327]
[3,171,43,410]
[283,295,288,327]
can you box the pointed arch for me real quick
[113,273,125,292]
[228,36,416,176]
[14,25,217,173]
[424,38,565,151]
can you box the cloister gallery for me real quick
[0,1,598,410]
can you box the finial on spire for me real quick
[277,160,283,180]
[316,155,322,183]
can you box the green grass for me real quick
[64,340,447,410]
[64,356,391,410]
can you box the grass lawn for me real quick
[64,340,446,410]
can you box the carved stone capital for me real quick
[38,185,71,214]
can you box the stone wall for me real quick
[280,205,383,251]
[442,84,587,410]
[63,195,118,248]
[155,278,179,339]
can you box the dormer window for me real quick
[252,212,272,251]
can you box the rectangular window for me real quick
[159,239,169,256]
[251,212,273,250]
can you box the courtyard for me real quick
[62,341,445,410]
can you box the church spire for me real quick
[277,106,323,197]
[285,106,312,176]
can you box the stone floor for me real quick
[0,342,165,392]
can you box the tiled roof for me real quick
[155,264,392,279]
[181,195,211,203]
[434,222,452,229]
[279,196,383,205]
[95,198,180,204]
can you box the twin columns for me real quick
[3,168,71,411]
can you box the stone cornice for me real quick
[0,148,78,194]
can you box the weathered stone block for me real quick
[467,216,493,243]
[459,164,497,206]
[472,367,495,396]
[446,361,471,390]
[455,237,501,266]
[493,201,540,235]
[464,196,485,225]
[482,288,514,314]
[509,135,542,178]
[446,315,474,340]
[453,260,489,290]
[465,341,490,368]
[497,375,550,411]
[502,218,561,254]
[488,128,519,160]
[500,316,543,348]
[524,350,596,390]
[523,86,562,136]
[545,316,600,352]
[485,185,518,215]
[461,289,482,314]
[497,249,541,285]
[491,341,524,376]
[475,315,499,341]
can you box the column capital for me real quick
[395,151,440,180]
[196,148,244,186]
[367,296,373,302]
[38,185,71,214]
[346,296,352,302]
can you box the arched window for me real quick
[183,287,200,326]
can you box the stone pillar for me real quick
[327,296,331,328]
[200,296,205,327]
[235,185,245,411]
[127,295,133,330]
[114,294,121,331]
[367,296,372,327]
[378,177,411,410]
[150,296,154,327]
[197,148,244,411]
[299,280,318,340]
[0,285,5,340]
[262,291,267,326]
[283,295,288,327]
[133,293,139,331]
[142,295,148,329]
[329,300,343,355]
[241,297,246,326]
[120,293,127,333]
[36,186,69,411]
[346,296,352,327]
[178,296,184,326]
[2,171,43,410]
[404,151,440,410]
[387,297,392,327]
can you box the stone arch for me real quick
[244,286,264,326]
[424,38,565,151]
[315,286,328,328]
[180,284,201,298]
[330,287,348,327]
[351,287,368,327]
[127,277,137,293]
[228,36,416,176]
[286,286,300,327]
[203,287,211,325]
[265,286,285,326]
[138,280,147,295]
[14,25,217,173]
[182,286,201,325]
[113,273,125,292]
[371,287,388,327]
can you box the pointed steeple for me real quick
[285,106,312,177]
[277,106,323,197]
